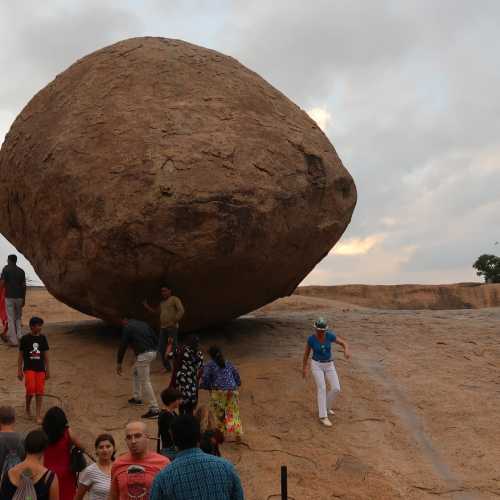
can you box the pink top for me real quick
[44,428,76,500]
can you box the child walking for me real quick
[17,317,49,424]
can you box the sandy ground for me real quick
[1,288,500,499]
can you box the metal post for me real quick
[281,465,288,500]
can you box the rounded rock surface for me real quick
[0,37,356,330]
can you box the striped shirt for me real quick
[150,448,244,500]
[78,463,111,500]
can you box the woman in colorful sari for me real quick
[200,345,243,441]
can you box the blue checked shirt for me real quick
[150,448,244,500]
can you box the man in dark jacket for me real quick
[116,318,160,419]
[0,255,26,346]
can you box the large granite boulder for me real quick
[0,37,356,331]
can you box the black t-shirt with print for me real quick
[19,334,49,372]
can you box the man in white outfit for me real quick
[0,255,26,346]
[302,317,351,427]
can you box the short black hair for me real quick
[25,430,49,454]
[29,317,44,327]
[208,345,226,369]
[185,335,200,350]
[171,415,201,451]
[0,406,15,425]
[7,254,17,263]
[161,388,183,406]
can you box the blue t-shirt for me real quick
[308,331,336,362]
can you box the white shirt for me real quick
[78,462,111,500]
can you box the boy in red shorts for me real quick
[17,317,49,424]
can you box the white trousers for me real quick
[132,351,159,410]
[5,297,23,345]
[311,359,341,419]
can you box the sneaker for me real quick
[328,409,336,416]
[142,409,160,419]
[128,398,143,405]
[320,417,332,427]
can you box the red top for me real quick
[111,451,170,499]
[44,428,77,500]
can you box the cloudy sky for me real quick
[1,0,499,286]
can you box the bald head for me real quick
[125,421,149,458]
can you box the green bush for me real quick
[473,254,500,283]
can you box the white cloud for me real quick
[332,234,385,256]
[307,107,332,132]
[304,243,418,285]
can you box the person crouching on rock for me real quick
[302,317,351,427]
[116,318,160,419]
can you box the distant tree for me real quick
[473,254,500,283]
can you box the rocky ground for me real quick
[1,287,499,499]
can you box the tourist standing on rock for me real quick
[75,433,116,500]
[0,429,59,500]
[117,318,160,419]
[109,421,169,500]
[169,335,203,415]
[150,415,244,500]
[302,317,351,427]
[200,346,243,441]
[0,255,26,346]
[42,406,85,500]
[18,316,49,424]
[143,285,185,372]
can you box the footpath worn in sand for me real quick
[1,288,499,499]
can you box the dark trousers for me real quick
[179,401,196,416]
[159,326,178,370]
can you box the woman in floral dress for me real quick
[169,335,203,415]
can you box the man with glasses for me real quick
[109,421,169,499]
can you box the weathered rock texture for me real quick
[0,37,356,330]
